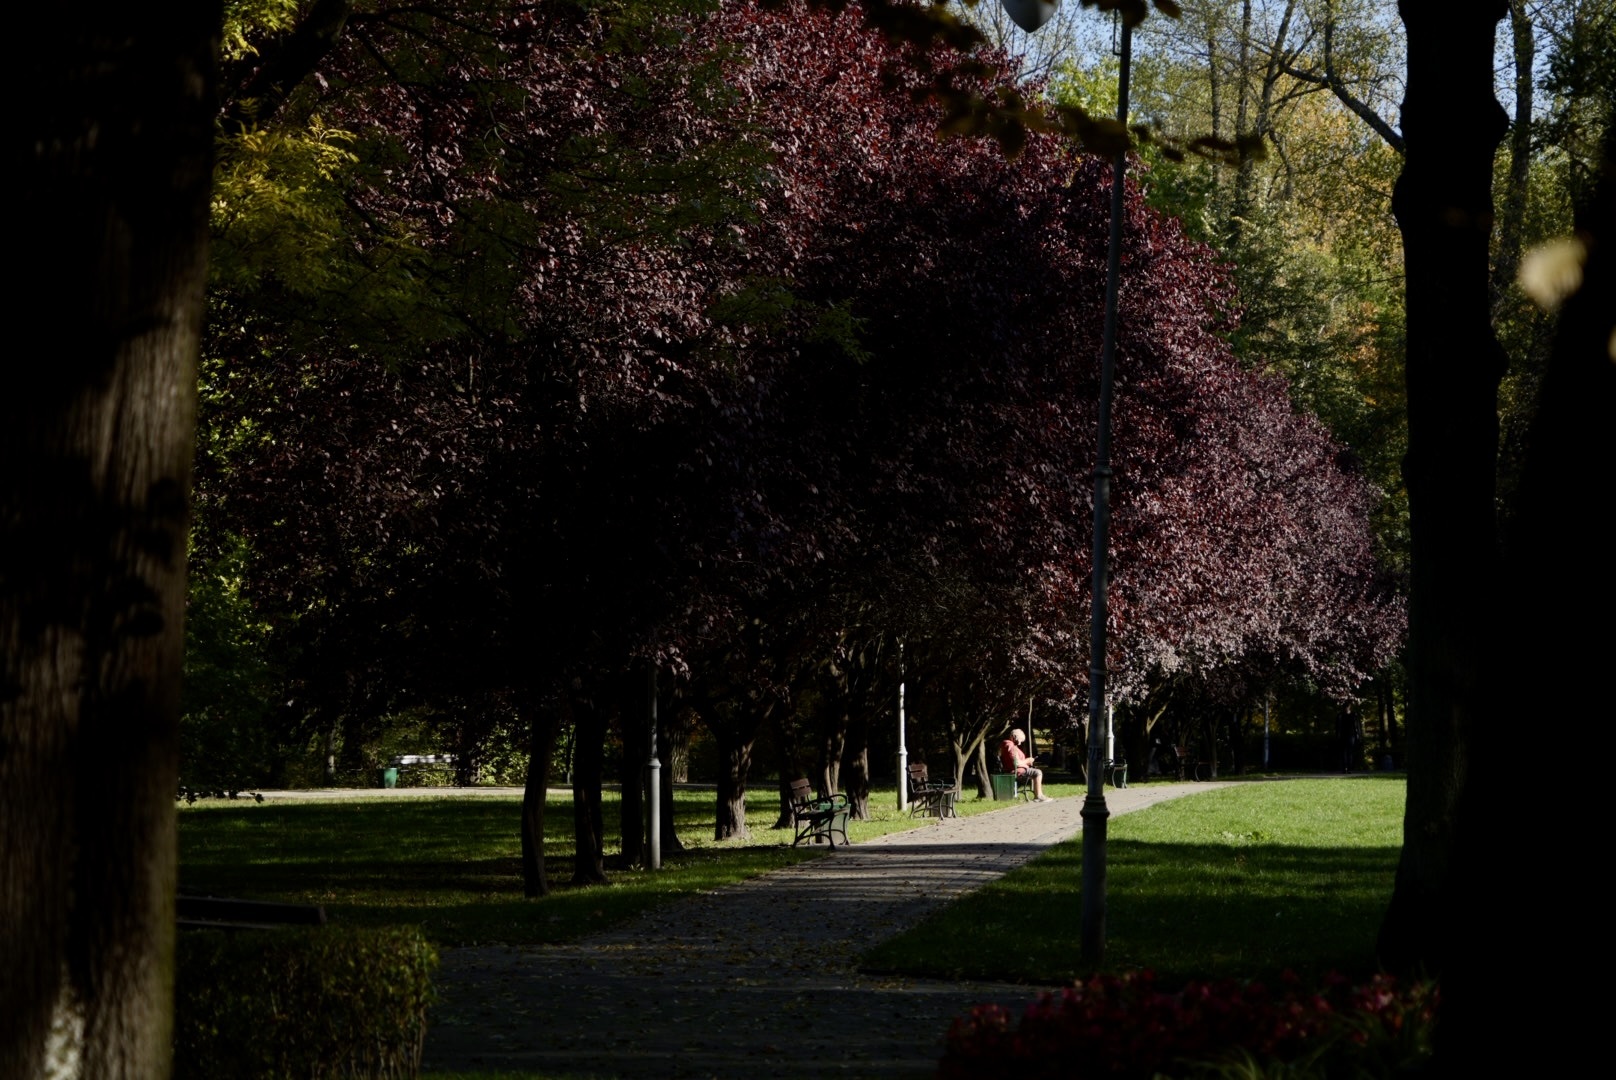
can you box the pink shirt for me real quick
[1001,739,1029,773]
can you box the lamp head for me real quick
[1000,0,1059,33]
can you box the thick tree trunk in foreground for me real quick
[2,7,217,1076]
[1377,0,1511,981]
[1468,105,1615,1073]
[520,703,560,897]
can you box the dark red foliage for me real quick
[700,1,1401,704]
[205,0,1401,725]
[940,971,1437,1079]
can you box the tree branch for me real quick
[1279,4,1396,151]
[1280,62,1404,154]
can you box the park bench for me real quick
[1170,745,1211,782]
[906,762,958,819]
[1074,755,1129,788]
[176,894,327,932]
[788,779,850,848]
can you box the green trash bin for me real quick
[990,772,1016,801]
[382,767,399,789]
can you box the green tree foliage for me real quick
[179,535,277,799]
[1051,1,1413,573]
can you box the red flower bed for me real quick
[940,972,1436,1079]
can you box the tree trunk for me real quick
[1229,708,1246,775]
[322,717,338,784]
[958,737,991,798]
[569,688,608,886]
[771,709,806,828]
[1474,101,1615,1073]
[818,716,845,800]
[666,708,691,784]
[1120,709,1148,781]
[842,712,871,819]
[1377,0,1510,980]
[656,720,686,855]
[1228,0,1257,240]
[769,776,795,827]
[713,725,756,841]
[1490,0,1535,316]
[618,673,646,868]
[1201,713,1220,779]
[521,703,560,897]
[3,7,217,1075]
[1336,705,1357,772]
[1375,680,1392,760]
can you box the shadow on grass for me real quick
[861,837,1400,987]
[179,801,826,948]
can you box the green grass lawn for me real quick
[861,776,1405,986]
[178,780,1082,947]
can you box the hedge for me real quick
[175,925,437,1079]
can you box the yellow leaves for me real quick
[221,0,303,63]
[218,118,358,194]
[210,119,361,294]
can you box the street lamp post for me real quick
[1002,0,1134,966]
[1079,11,1131,969]
[648,663,661,871]
[897,640,909,811]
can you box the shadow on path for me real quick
[423,782,1221,1078]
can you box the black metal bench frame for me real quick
[906,762,958,818]
[788,779,850,848]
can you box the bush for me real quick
[940,972,1436,1080]
[175,925,438,1079]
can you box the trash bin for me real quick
[990,772,1016,801]
[382,767,399,789]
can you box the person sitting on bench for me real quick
[999,728,1052,802]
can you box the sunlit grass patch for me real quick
[860,777,1403,986]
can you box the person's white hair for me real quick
[1011,728,1025,741]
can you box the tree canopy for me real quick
[193,0,1400,839]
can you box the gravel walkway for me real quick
[422,782,1221,1078]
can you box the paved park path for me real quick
[421,781,1223,1078]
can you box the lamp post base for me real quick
[1080,792,1111,966]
